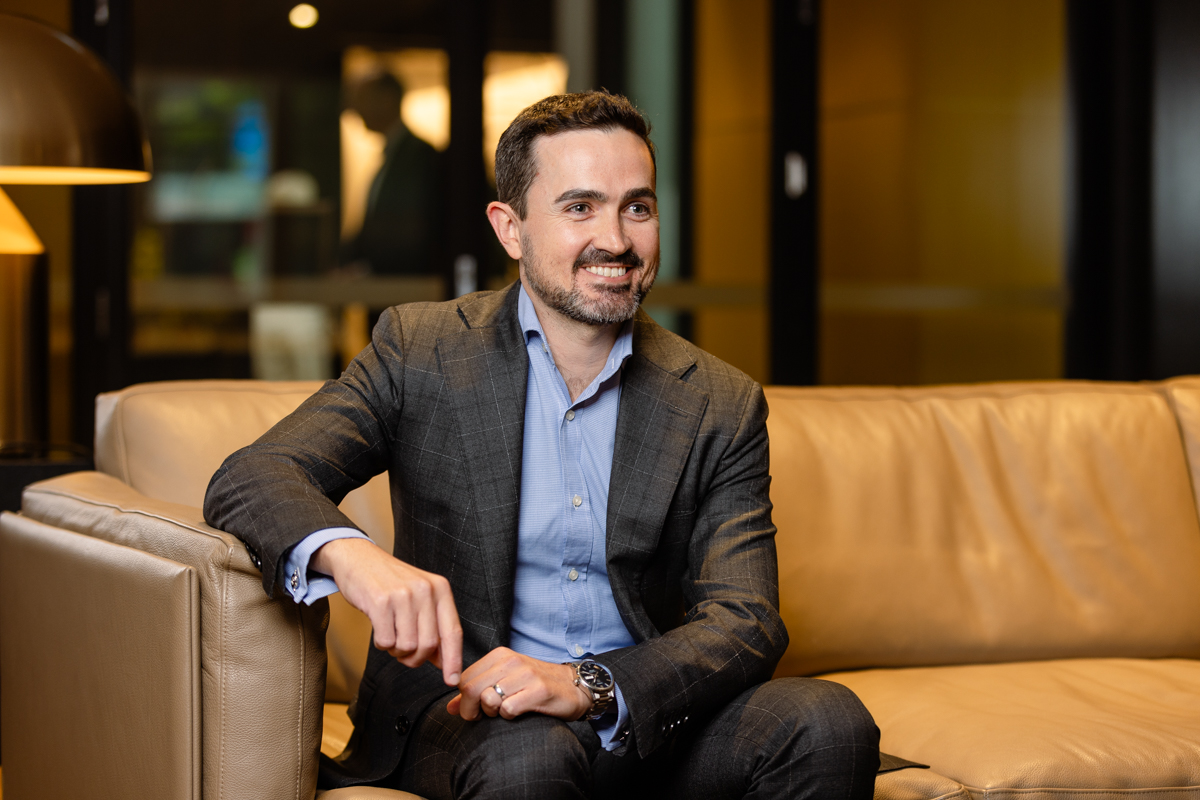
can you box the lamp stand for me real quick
[0,252,43,446]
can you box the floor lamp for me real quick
[0,12,151,457]
[0,12,151,521]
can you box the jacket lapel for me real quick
[606,311,708,636]
[436,285,528,643]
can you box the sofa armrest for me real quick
[15,472,329,800]
[0,512,201,799]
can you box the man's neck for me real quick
[523,283,621,403]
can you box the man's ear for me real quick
[486,201,523,260]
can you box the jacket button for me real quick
[395,715,410,736]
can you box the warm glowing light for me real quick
[339,110,386,239]
[484,54,569,176]
[0,167,150,185]
[337,48,568,229]
[289,3,318,28]
[0,188,44,254]
[402,87,450,151]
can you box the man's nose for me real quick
[594,210,631,255]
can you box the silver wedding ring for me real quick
[492,684,505,698]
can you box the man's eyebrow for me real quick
[552,187,658,206]
[622,187,657,204]
[554,188,606,205]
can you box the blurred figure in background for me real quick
[342,72,442,276]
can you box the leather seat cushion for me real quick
[823,658,1200,798]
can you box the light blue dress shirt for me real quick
[284,284,635,749]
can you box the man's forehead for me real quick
[528,128,656,191]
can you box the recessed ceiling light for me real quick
[289,3,318,28]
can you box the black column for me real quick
[446,0,488,297]
[594,0,626,96]
[70,0,136,447]
[1152,0,1200,378]
[769,0,820,385]
[1064,0,1154,381]
[678,0,695,285]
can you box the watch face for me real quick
[579,661,614,691]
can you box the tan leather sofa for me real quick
[3,378,1200,799]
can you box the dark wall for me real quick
[133,0,552,75]
[1153,0,1200,378]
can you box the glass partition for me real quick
[128,42,565,383]
[818,0,1067,384]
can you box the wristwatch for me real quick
[569,659,616,720]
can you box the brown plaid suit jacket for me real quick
[204,281,787,786]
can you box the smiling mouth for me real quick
[582,265,630,278]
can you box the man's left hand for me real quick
[447,647,591,721]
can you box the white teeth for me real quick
[585,266,628,277]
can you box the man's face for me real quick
[516,128,659,327]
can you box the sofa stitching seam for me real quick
[218,542,232,798]
[966,786,1200,796]
[1159,386,1200,530]
[24,486,236,543]
[295,608,305,800]
[116,400,131,483]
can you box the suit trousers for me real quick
[389,677,880,799]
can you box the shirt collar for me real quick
[517,283,634,368]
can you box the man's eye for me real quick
[569,203,589,213]
[627,203,649,215]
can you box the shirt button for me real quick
[566,409,575,421]
[574,644,585,657]
[568,568,579,581]
[290,570,299,590]
[572,495,582,508]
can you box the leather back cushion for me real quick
[94,380,389,703]
[95,379,1200,680]
[765,381,1200,676]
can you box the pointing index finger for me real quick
[435,579,463,685]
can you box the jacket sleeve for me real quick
[203,308,407,598]
[600,383,788,759]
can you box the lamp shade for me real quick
[0,14,150,184]
[0,188,43,254]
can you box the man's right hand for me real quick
[311,537,463,687]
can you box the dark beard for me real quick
[522,238,654,326]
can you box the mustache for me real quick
[572,247,644,271]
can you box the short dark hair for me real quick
[494,91,655,219]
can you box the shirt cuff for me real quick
[591,681,630,752]
[283,527,371,605]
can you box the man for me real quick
[205,91,879,799]
[342,71,442,276]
